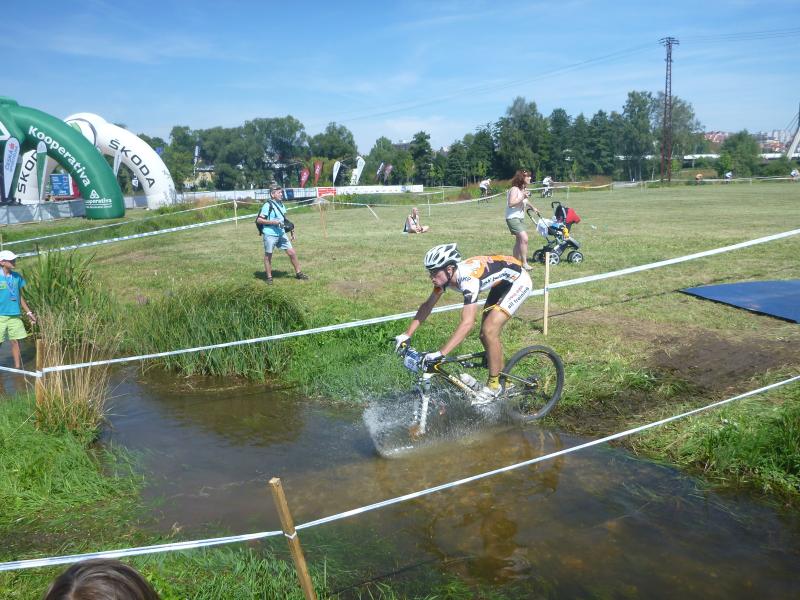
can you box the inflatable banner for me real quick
[0,98,123,218]
[16,112,176,209]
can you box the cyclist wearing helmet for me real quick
[395,243,533,400]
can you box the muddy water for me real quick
[103,370,799,598]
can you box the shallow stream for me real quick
[98,370,799,598]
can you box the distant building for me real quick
[704,131,729,144]
[392,139,411,152]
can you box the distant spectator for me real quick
[505,169,537,270]
[724,171,733,183]
[43,558,160,600]
[478,178,491,197]
[791,168,799,182]
[0,250,35,370]
[256,186,308,284]
[404,206,429,234]
[695,173,703,185]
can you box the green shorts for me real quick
[0,315,28,341]
[506,217,527,234]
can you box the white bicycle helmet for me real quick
[424,243,461,270]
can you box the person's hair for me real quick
[510,170,530,189]
[43,559,160,600]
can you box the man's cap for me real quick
[0,250,18,261]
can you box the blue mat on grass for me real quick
[681,280,800,323]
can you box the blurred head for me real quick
[43,559,160,600]
[412,207,419,215]
[270,186,284,199]
[0,250,18,270]
[510,170,531,189]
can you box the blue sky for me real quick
[5,1,798,153]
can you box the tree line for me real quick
[136,90,787,192]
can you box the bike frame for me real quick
[409,350,487,435]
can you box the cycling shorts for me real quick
[483,269,532,317]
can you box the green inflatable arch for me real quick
[0,97,124,219]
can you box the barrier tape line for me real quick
[0,365,40,377]
[0,529,283,572]
[32,227,800,375]
[2,374,796,572]
[15,211,263,259]
[4,201,235,247]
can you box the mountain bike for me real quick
[398,343,564,436]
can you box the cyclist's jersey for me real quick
[434,255,524,305]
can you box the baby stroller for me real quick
[528,201,584,265]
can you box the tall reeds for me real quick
[35,311,120,435]
[22,251,118,434]
[129,283,307,380]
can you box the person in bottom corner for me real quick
[0,250,35,370]
[256,186,308,284]
[394,243,532,403]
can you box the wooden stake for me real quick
[543,253,551,336]
[233,199,238,228]
[318,198,328,239]
[35,338,45,405]
[269,477,317,600]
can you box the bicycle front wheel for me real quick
[500,345,564,422]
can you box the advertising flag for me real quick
[36,141,48,201]
[155,146,164,156]
[332,160,341,185]
[313,160,322,185]
[299,167,310,188]
[2,137,20,202]
[132,176,139,189]
[351,155,366,185]
[383,164,393,183]
[112,149,123,176]
[375,161,385,181]
[193,145,200,165]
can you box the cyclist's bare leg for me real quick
[479,308,511,377]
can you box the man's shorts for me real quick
[0,315,28,341]
[483,270,532,317]
[506,217,527,235]
[263,233,293,254]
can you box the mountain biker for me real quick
[395,243,533,402]
[541,175,553,196]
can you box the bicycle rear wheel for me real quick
[500,345,564,422]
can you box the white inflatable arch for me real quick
[15,112,176,209]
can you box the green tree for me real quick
[717,131,760,177]
[621,91,655,181]
[309,122,357,160]
[409,131,433,184]
[495,97,548,178]
[547,108,572,180]
[649,93,705,165]
[569,114,590,180]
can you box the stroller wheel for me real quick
[567,251,584,264]
[532,249,545,263]
[548,253,560,265]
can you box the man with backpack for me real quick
[256,186,308,284]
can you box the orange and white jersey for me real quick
[435,255,525,305]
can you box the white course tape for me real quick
[0,365,40,377]
[16,212,260,259]
[5,202,235,247]
[295,374,800,531]
[547,228,800,291]
[2,374,796,572]
[0,529,282,572]
[31,227,800,375]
